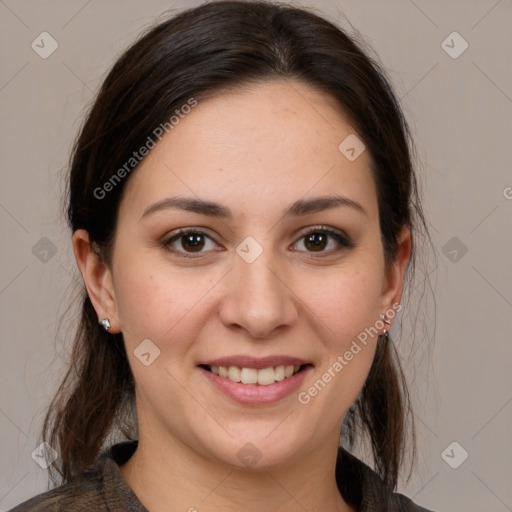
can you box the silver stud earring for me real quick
[379,313,390,340]
[100,318,111,331]
[379,313,391,325]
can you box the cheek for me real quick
[112,256,219,353]
[293,259,383,407]
[110,246,171,340]
[113,270,165,338]
[299,261,383,344]
[296,276,380,421]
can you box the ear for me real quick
[379,226,411,324]
[72,229,121,333]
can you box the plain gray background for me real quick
[1,1,511,511]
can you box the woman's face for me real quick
[80,79,409,468]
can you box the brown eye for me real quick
[292,226,354,257]
[162,229,218,258]
[162,225,354,260]
[179,232,206,252]
[303,232,329,252]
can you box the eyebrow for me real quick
[141,194,367,220]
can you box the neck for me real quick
[119,428,355,512]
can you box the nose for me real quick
[217,250,299,339]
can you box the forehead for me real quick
[119,79,378,222]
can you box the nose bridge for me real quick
[219,240,297,337]
[238,246,280,297]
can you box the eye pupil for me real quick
[182,233,204,252]
[305,232,327,251]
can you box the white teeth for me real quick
[228,366,241,382]
[274,365,285,381]
[240,367,258,384]
[209,364,303,385]
[257,367,275,386]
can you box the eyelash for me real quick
[161,225,354,259]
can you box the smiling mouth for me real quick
[200,364,311,386]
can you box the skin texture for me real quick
[73,79,411,512]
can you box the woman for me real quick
[10,1,435,510]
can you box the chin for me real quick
[199,428,306,471]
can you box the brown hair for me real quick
[44,0,433,490]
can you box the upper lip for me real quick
[199,355,312,369]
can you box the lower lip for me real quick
[198,366,313,405]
